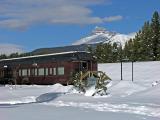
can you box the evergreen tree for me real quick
[0,54,7,59]
[123,39,134,60]
[9,52,19,58]
[150,11,160,60]
[112,42,119,62]
[89,42,121,63]
[94,43,105,63]
[140,21,153,60]
[132,31,142,61]
[123,11,160,61]
[103,43,113,63]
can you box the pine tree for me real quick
[112,42,119,62]
[140,21,153,60]
[102,43,112,62]
[123,11,160,61]
[123,39,134,61]
[0,54,7,59]
[9,52,19,58]
[150,11,160,60]
[132,31,143,61]
[93,43,119,63]
[94,43,105,63]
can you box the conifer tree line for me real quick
[124,11,160,61]
[88,42,122,63]
[88,11,160,63]
[0,52,32,59]
[87,40,129,63]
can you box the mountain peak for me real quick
[72,27,135,46]
[92,26,107,35]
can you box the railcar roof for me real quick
[0,51,89,62]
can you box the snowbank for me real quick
[0,84,76,105]
[108,81,146,97]
[0,96,36,105]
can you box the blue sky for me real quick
[0,0,160,54]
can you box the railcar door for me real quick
[0,69,4,84]
[80,61,88,71]
[2,66,13,84]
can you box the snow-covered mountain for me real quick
[72,26,135,47]
[32,27,136,55]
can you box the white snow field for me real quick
[0,61,160,120]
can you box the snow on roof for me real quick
[0,51,88,62]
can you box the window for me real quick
[49,68,52,75]
[31,69,34,76]
[2,71,4,76]
[38,68,45,76]
[28,69,30,76]
[53,68,56,75]
[45,68,48,76]
[58,67,64,75]
[22,69,27,76]
[35,68,38,76]
[0,71,4,77]
[19,69,21,76]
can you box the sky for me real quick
[0,0,160,54]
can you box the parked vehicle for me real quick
[0,51,97,85]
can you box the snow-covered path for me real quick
[43,100,160,118]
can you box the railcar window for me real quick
[35,68,38,76]
[22,69,27,76]
[31,69,35,76]
[53,68,56,75]
[19,69,21,76]
[49,68,52,75]
[45,68,48,76]
[1,71,3,77]
[58,67,64,75]
[1,71,2,77]
[28,69,30,76]
[38,68,45,76]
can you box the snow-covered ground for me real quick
[0,61,160,120]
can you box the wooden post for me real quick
[132,61,133,82]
